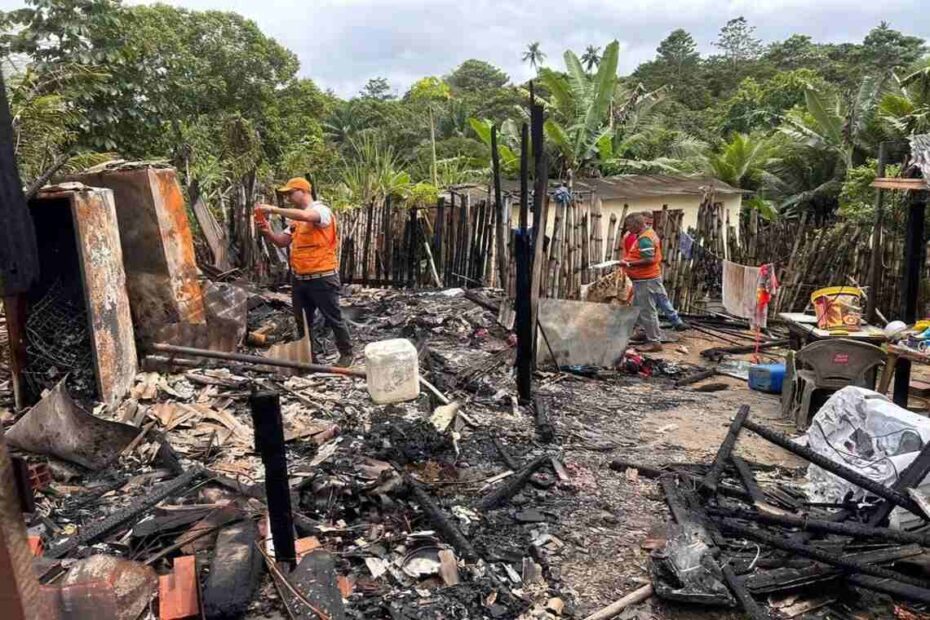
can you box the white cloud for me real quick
[1,0,927,96]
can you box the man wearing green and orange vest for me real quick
[619,213,665,353]
[255,177,354,367]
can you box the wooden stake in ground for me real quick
[582,584,653,620]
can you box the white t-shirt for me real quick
[288,201,332,234]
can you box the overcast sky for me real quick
[2,0,929,97]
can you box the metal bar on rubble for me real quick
[148,342,366,378]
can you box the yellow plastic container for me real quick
[811,286,863,330]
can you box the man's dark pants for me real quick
[291,274,353,360]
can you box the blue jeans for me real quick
[653,279,683,325]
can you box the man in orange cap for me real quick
[255,177,354,367]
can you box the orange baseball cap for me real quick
[278,177,312,193]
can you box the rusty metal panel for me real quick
[68,166,204,337]
[32,187,138,407]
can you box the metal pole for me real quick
[894,188,928,406]
[148,342,365,378]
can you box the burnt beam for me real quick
[250,390,296,569]
[742,419,924,518]
[406,477,477,561]
[868,439,930,526]
[720,520,930,589]
[700,405,750,495]
[710,507,930,547]
[478,455,550,512]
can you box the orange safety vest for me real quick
[626,227,662,280]
[290,213,338,275]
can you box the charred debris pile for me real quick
[7,285,618,620]
[614,404,930,619]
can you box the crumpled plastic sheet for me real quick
[803,386,930,526]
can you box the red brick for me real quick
[159,556,198,620]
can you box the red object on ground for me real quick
[159,556,199,620]
[27,535,43,557]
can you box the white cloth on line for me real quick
[722,260,765,328]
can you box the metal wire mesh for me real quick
[23,279,95,398]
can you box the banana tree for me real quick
[780,78,885,170]
[880,65,930,136]
[468,117,520,174]
[537,40,619,178]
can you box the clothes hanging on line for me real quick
[723,260,762,327]
[679,232,694,259]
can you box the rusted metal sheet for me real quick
[24,186,137,407]
[68,165,205,337]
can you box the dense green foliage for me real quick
[2,1,928,219]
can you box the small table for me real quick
[877,343,930,394]
[778,313,887,350]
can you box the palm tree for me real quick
[581,45,601,72]
[704,133,773,190]
[335,133,411,209]
[522,42,546,71]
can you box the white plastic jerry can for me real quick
[364,338,421,404]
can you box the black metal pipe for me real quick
[710,507,930,546]
[701,405,750,495]
[895,188,928,405]
[250,390,296,569]
[720,520,930,589]
[742,419,924,518]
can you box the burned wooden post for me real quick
[894,183,927,406]
[491,126,508,288]
[405,477,477,560]
[0,73,39,412]
[700,405,750,495]
[515,122,533,402]
[528,102,549,367]
[719,520,930,590]
[478,455,550,511]
[250,390,296,569]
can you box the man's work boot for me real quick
[636,342,663,353]
[673,321,689,332]
[335,352,355,368]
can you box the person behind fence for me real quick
[254,177,354,367]
[622,218,687,332]
[619,213,667,352]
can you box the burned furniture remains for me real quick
[5,184,137,408]
[632,404,930,617]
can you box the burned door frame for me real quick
[10,187,137,408]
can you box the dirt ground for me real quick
[527,330,804,618]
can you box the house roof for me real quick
[581,174,746,200]
[444,174,745,202]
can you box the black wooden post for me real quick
[894,188,928,406]
[515,122,533,402]
[491,125,507,287]
[249,390,296,569]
